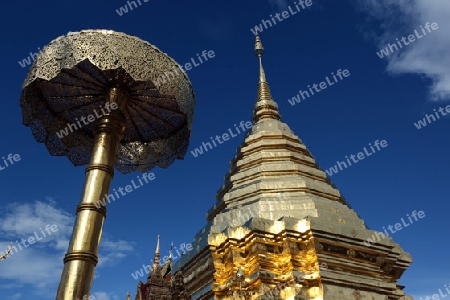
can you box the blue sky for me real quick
[0,0,449,299]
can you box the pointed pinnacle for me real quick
[255,34,267,83]
[252,34,281,123]
[254,34,265,57]
[155,234,160,254]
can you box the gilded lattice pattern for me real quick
[20,30,195,173]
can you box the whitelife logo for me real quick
[413,104,450,130]
[18,46,43,68]
[153,50,215,89]
[250,0,313,35]
[288,69,350,106]
[0,153,21,171]
[364,210,425,247]
[131,242,193,280]
[1,224,59,257]
[115,0,149,16]
[190,120,252,158]
[56,103,119,139]
[325,140,388,177]
[376,22,439,58]
[94,172,156,208]
[420,283,450,300]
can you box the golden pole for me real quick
[56,87,128,300]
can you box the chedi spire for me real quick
[253,34,282,123]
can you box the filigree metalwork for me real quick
[20,29,195,174]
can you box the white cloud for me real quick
[0,198,73,251]
[0,200,72,297]
[97,239,134,267]
[101,239,134,252]
[0,243,63,298]
[354,0,450,101]
[0,199,134,298]
[92,291,120,300]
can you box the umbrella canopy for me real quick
[20,29,195,173]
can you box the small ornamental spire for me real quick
[154,235,160,265]
[253,34,282,124]
[169,242,174,259]
[255,34,266,83]
[148,235,163,280]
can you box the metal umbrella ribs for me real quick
[19,29,195,299]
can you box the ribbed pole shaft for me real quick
[56,87,128,300]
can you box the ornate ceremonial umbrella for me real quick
[20,30,195,299]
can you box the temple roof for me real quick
[174,34,362,271]
[140,235,172,298]
[161,242,173,279]
[171,34,411,300]
[206,34,350,223]
[147,235,161,280]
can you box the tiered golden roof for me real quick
[172,35,412,299]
